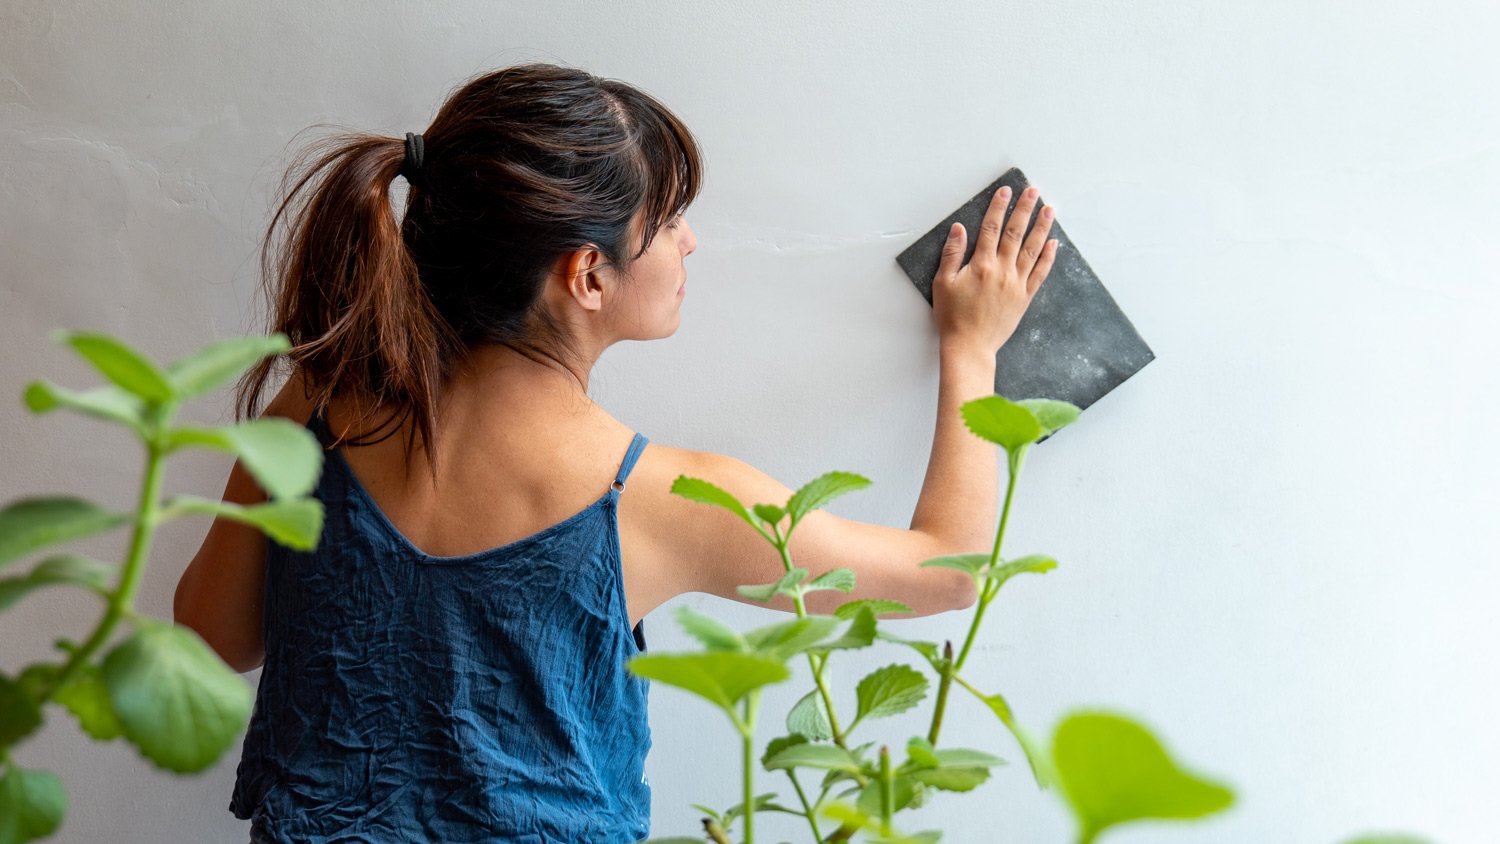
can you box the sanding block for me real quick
[895,167,1155,441]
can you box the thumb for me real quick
[935,222,965,282]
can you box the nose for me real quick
[681,218,697,256]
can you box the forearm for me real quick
[909,340,1000,553]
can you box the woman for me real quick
[173,61,1058,843]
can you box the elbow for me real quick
[909,569,978,617]
[947,570,979,612]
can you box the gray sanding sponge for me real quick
[895,167,1155,440]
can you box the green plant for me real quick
[0,330,325,844]
[632,393,1241,843]
[633,394,1441,843]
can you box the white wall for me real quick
[2,1,1495,841]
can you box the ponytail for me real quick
[234,130,460,484]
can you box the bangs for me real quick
[603,81,705,258]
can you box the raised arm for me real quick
[630,183,1057,620]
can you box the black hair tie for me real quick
[400,132,425,186]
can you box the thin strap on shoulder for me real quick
[612,433,649,493]
[305,404,329,445]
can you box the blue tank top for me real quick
[229,407,653,843]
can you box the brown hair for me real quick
[233,62,704,484]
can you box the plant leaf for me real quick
[52,663,124,741]
[164,334,290,400]
[627,652,790,711]
[909,764,991,792]
[162,495,323,551]
[0,764,67,844]
[22,380,147,434]
[929,747,1006,768]
[761,733,810,768]
[744,616,841,660]
[764,742,863,775]
[751,503,786,527]
[960,394,1042,451]
[834,598,912,620]
[958,678,1053,788]
[905,736,942,768]
[163,419,323,500]
[0,497,130,570]
[736,567,808,603]
[986,555,1058,589]
[670,476,756,529]
[786,471,871,526]
[804,567,856,594]
[854,664,929,724]
[101,619,253,772]
[723,792,798,827]
[1052,711,1234,841]
[0,554,114,611]
[689,804,722,822]
[918,553,990,578]
[52,330,175,402]
[786,690,832,740]
[673,606,747,652]
[874,631,943,672]
[1016,398,1081,436]
[899,737,1004,791]
[808,605,878,655]
[0,673,43,749]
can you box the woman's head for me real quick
[234,62,704,479]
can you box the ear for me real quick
[556,246,609,311]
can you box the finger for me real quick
[1026,238,1059,297]
[998,186,1041,267]
[1017,203,1055,279]
[935,222,966,283]
[973,185,1011,258]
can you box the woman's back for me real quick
[231,381,653,843]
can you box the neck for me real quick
[455,340,602,405]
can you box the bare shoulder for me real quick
[613,441,790,620]
[260,366,318,426]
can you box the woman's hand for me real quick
[932,184,1058,356]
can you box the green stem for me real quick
[42,437,166,700]
[742,689,761,844]
[807,653,847,748]
[953,580,997,674]
[991,446,1026,566]
[926,641,956,745]
[878,745,894,835]
[778,530,848,748]
[786,770,823,842]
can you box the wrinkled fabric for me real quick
[230,408,652,843]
